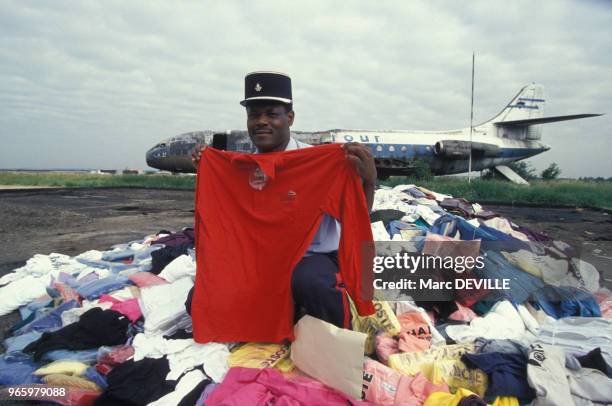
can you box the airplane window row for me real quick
[374,145,409,152]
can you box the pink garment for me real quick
[595,288,612,318]
[206,367,369,405]
[53,282,82,304]
[363,359,449,406]
[98,295,142,322]
[376,334,400,364]
[397,312,431,354]
[376,313,432,362]
[398,333,430,354]
[448,301,477,322]
[601,301,612,319]
[128,272,169,288]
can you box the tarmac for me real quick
[1,187,611,343]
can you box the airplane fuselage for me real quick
[145,84,599,179]
[145,124,549,178]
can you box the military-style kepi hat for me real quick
[240,71,292,107]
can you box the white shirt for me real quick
[256,137,341,254]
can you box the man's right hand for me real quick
[191,144,207,167]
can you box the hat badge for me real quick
[254,83,263,92]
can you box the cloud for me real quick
[0,0,610,176]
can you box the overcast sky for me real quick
[1,0,610,177]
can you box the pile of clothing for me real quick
[0,185,610,406]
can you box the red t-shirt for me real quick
[192,143,375,343]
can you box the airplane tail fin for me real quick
[489,83,546,124]
[487,83,603,140]
[482,83,545,140]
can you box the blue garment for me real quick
[18,300,80,334]
[18,297,53,320]
[3,331,43,353]
[109,238,147,251]
[530,286,601,319]
[42,348,100,363]
[57,271,76,284]
[76,257,152,274]
[428,204,449,217]
[475,251,545,304]
[406,187,427,199]
[474,338,528,357]
[291,252,350,329]
[102,245,162,263]
[471,300,496,316]
[60,274,82,288]
[45,286,61,299]
[477,223,519,242]
[12,309,61,337]
[414,218,430,230]
[386,220,427,238]
[431,214,497,241]
[84,366,108,389]
[8,312,36,336]
[76,275,131,300]
[462,352,535,402]
[477,224,531,251]
[0,352,41,385]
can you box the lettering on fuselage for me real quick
[331,134,381,144]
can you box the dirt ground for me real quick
[1,187,611,340]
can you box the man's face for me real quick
[246,102,294,153]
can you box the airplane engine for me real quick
[434,140,501,159]
[434,140,470,158]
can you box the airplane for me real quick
[145,84,602,183]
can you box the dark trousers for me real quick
[186,252,351,330]
[291,251,350,329]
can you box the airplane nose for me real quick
[146,144,168,169]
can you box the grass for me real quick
[0,172,196,189]
[381,177,612,209]
[2,172,611,209]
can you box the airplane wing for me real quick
[495,113,603,127]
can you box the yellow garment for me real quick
[491,397,519,406]
[419,360,487,397]
[229,342,294,372]
[42,374,102,391]
[501,251,542,278]
[388,343,474,375]
[425,388,519,406]
[274,356,295,373]
[350,299,401,355]
[34,360,88,376]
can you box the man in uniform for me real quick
[192,71,376,329]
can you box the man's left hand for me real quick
[343,142,377,185]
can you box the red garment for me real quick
[193,144,375,343]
